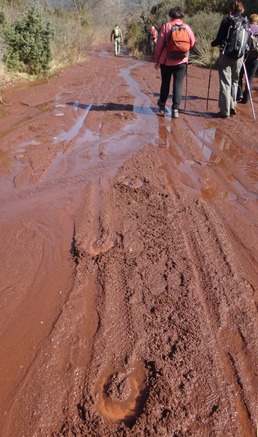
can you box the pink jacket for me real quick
[155,19,195,66]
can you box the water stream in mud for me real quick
[44,62,157,186]
[1,58,257,208]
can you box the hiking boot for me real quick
[157,98,166,111]
[230,107,237,115]
[216,111,229,119]
[172,109,179,119]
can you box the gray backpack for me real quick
[223,16,250,59]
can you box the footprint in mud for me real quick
[16,224,36,243]
[120,177,146,189]
[87,237,115,255]
[94,364,147,425]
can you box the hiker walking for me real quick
[149,25,158,54]
[211,0,250,118]
[110,24,123,56]
[154,6,195,119]
[237,13,258,104]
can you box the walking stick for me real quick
[206,49,214,111]
[184,64,188,110]
[243,62,256,122]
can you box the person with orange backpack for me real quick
[154,6,195,118]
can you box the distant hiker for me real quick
[110,25,123,56]
[149,25,158,54]
[211,0,250,118]
[154,6,195,119]
[237,13,258,103]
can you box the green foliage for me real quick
[149,0,185,30]
[243,0,258,17]
[126,21,147,56]
[2,6,53,75]
[185,0,227,16]
[0,0,27,6]
[188,11,222,41]
[0,10,5,25]
[188,12,222,66]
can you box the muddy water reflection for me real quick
[195,125,258,197]
[44,63,158,186]
[196,126,231,162]
[156,112,257,200]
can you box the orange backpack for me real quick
[166,22,190,58]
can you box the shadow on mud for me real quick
[66,101,153,116]
[66,100,217,118]
[152,93,218,103]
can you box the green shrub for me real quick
[126,21,147,56]
[187,11,222,66]
[150,0,185,30]
[3,6,53,75]
[185,0,227,15]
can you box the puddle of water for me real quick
[43,62,159,185]
[194,126,258,199]
[53,104,92,143]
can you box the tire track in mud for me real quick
[73,179,148,429]
[53,146,257,436]
[173,194,258,436]
[3,143,257,436]
[159,137,258,436]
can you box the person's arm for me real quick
[185,24,196,49]
[110,30,114,42]
[211,17,228,47]
[154,24,166,68]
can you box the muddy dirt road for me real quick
[0,46,258,436]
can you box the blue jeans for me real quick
[159,63,187,110]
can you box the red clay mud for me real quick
[0,46,257,436]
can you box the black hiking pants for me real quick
[237,58,258,103]
[159,63,187,110]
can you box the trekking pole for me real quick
[243,62,256,122]
[206,49,214,111]
[184,64,188,110]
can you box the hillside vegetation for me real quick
[0,0,257,87]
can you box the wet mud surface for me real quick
[0,46,258,436]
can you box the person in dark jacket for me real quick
[211,0,246,118]
[237,13,258,103]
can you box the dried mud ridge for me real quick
[0,49,258,437]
